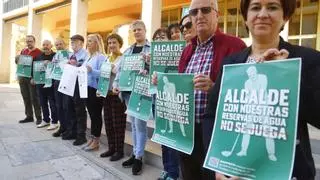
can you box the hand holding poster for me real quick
[151,73,195,154]
[16,55,33,78]
[33,61,46,84]
[97,62,112,97]
[149,41,186,94]
[127,74,152,121]
[119,55,144,91]
[44,62,54,88]
[52,50,69,80]
[204,59,301,180]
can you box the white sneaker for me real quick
[47,123,59,131]
[37,122,50,128]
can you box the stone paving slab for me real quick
[0,155,11,170]
[6,140,75,166]
[1,136,30,145]
[72,143,161,180]
[0,160,57,180]
[29,173,64,180]
[0,141,6,155]
[0,124,24,138]
[50,155,105,180]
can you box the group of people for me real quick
[15,0,320,179]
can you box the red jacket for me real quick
[178,29,247,82]
[21,48,42,60]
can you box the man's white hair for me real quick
[43,39,52,44]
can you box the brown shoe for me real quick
[84,137,99,151]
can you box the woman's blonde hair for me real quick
[87,33,106,56]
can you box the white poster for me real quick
[58,64,78,97]
[78,66,88,98]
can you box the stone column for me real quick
[141,0,162,41]
[27,0,43,47]
[70,0,88,38]
[0,22,13,83]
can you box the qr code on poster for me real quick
[209,157,220,168]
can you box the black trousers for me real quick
[36,85,57,123]
[53,80,76,133]
[179,123,215,180]
[86,87,103,137]
[71,83,87,139]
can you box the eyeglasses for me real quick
[180,22,192,32]
[189,7,214,16]
[154,34,167,41]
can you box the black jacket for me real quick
[203,37,320,179]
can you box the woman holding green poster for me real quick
[100,33,127,162]
[113,20,151,175]
[205,0,320,179]
[152,27,181,180]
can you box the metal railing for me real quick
[2,0,29,13]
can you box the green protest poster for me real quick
[151,73,195,154]
[204,59,301,180]
[16,55,33,78]
[97,62,112,98]
[33,61,46,84]
[127,75,152,121]
[52,50,69,80]
[149,41,186,94]
[119,55,144,91]
[44,62,54,88]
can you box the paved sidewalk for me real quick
[0,84,160,180]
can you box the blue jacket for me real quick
[71,48,88,67]
[82,53,106,89]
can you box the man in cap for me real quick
[65,34,89,146]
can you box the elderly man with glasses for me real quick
[178,0,247,179]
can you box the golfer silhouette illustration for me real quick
[161,76,186,137]
[222,66,277,161]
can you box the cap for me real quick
[70,34,84,42]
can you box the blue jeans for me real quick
[36,85,57,123]
[162,145,180,179]
[122,92,148,158]
[152,97,179,179]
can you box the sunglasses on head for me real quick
[180,22,192,32]
[189,7,214,16]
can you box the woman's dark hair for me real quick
[167,23,180,40]
[152,28,168,41]
[240,0,296,21]
[106,33,123,48]
[179,14,190,27]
